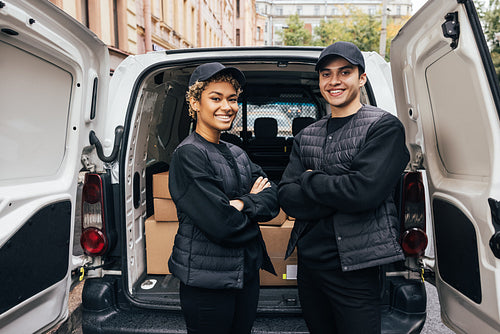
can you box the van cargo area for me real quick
[81,57,426,333]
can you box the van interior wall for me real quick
[125,71,189,292]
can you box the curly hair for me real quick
[186,72,243,119]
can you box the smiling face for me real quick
[190,81,239,143]
[318,56,367,117]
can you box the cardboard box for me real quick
[153,171,171,199]
[260,220,294,257]
[154,198,178,222]
[145,215,179,275]
[259,207,287,226]
[260,257,297,286]
[259,220,297,286]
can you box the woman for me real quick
[168,62,279,334]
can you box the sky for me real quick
[412,0,489,14]
[412,0,427,14]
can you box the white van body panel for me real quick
[0,0,109,332]
[391,0,500,332]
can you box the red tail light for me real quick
[400,172,427,257]
[81,228,107,255]
[401,228,428,256]
[81,173,108,256]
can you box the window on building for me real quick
[153,0,161,18]
[183,0,188,38]
[276,6,283,16]
[113,0,119,48]
[162,0,168,23]
[236,29,241,46]
[368,6,375,15]
[331,7,337,16]
[80,0,89,27]
[314,6,320,16]
[397,5,401,15]
[257,26,261,41]
[174,0,179,31]
[297,6,302,15]
[236,0,240,18]
[191,7,195,44]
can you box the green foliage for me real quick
[277,13,312,46]
[482,0,500,48]
[491,48,500,82]
[313,6,380,50]
[312,6,408,60]
[478,0,500,82]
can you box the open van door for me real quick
[391,0,500,332]
[0,1,109,333]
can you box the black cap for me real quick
[315,41,365,73]
[188,62,246,87]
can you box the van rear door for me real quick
[391,0,500,332]
[0,1,109,333]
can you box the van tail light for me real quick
[400,172,428,257]
[81,173,108,256]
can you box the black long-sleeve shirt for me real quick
[278,112,409,268]
[169,135,279,277]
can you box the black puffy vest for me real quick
[287,106,405,271]
[168,133,272,289]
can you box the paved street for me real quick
[421,282,454,334]
[47,280,454,334]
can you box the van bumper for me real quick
[82,276,425,334]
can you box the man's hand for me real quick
[250,176,271,194]
[229,199,244,211]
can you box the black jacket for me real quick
[168,132,278,289]
[279,106,409,271]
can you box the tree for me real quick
[313,6,408,60]
[277,14,312,46]
[314,6,379,50]
[479,0,500,81]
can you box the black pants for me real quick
[179,274,260,334]
[297,262,382,334]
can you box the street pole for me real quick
[379,0,389,58]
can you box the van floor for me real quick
[133,274,302,314]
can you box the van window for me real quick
[230,95,318,138]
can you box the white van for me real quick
[1,0,499,333]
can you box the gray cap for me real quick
[188,62,246,87]
[315,41,365,73]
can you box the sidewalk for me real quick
[45,280,84,334]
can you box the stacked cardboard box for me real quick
[147,171,297,284]
[258,207,287,226]
[260,220,297,286]
[145,171,179,275]
[152,171,178,222]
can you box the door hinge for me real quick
[442,12,460,49]
[488,198,500,259]
[89,126,124,163]
[409,151,424,171]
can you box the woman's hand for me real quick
[250,176,271,194]
[229,177,270,211]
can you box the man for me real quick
[278,41,410,333]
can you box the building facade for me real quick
[49,0,257,70]
[255,0,413,45]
